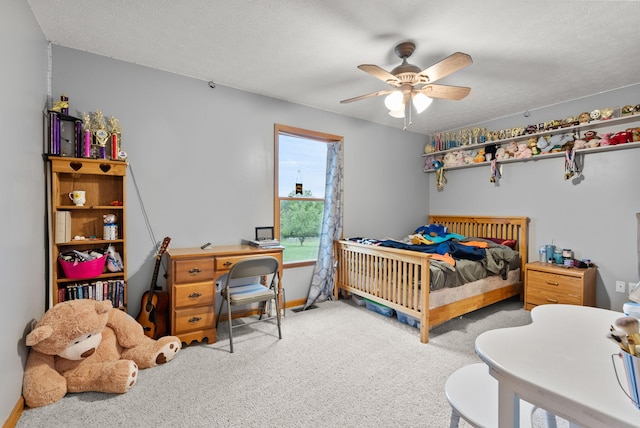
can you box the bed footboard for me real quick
[334,215,529,344]
[334,240,432,342]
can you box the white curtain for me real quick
[304,141,343,309]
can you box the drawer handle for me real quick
[188,268,201,275]
[188,316,202,324]
[545,281,559,286]
[223,261,232,267]
[188,292,202,299]
[546,298,559,303]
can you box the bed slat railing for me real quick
[334,240,431,340]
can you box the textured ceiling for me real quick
[26,0,640,136]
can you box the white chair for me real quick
[215,256,282,353]
[445,363,579,428]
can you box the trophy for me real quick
[91,110,109,159]
[108,116,122,160]
[472,128,480,145]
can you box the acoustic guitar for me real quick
[136,237,171,339]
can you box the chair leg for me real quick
[275,294,282,339]
[227,299,234,353]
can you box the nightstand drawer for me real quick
[174,282,214,308]
[174,306,215,333]
[173,258,214,284]
[527,270,583,295]
[526,286,582,306]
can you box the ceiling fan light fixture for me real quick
[412,92,432,114]
[384,91,404,111]
[388,108,405,118]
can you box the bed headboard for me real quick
[428,215,530,278]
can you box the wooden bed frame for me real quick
[333,215,529,343]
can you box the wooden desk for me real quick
[167,245,284,346]
[475,304,639,428]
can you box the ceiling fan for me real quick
[341,41,472,128]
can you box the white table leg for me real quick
[497,382,520,428]
[449,408,461,428]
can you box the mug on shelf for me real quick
[69,190,86,206]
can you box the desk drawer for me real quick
[174,282,214,308]
[173,257,214,284]
[215,255,255,272]
[174,306,214,333]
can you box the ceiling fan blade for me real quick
[418,84,471,100]
[418,52,472,83]
[357,64,400,85]
[340,89,394,104]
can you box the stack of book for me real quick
[242,239,284,249]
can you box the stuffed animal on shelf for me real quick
[504,141,518,157]
[424,155,436,170]
[537,135,553,153]
[444,151,464,167]
[474,148,486,163]
[573,138,587,150]
[484,144,498,162]
[23,299,182,408]
[463,149,475,165]
[597,133,611,147]
[609,131,631,145]
[527,137,540,155]
[515,142,532,159]
[495,146,509,161]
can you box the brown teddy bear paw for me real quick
[123,360,138,390]
[154,337,181,365]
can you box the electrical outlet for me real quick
[616,280,626,293]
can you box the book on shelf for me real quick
[242,239,284,249]
[55,211,71,243]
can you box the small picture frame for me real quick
[255,226,274,241]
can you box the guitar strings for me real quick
[128,162,168,277]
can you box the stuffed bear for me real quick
[573,138,587,150]
[495,146,509,161]
[23,299,181,408]
[462,149,475,165]
[515,142,532,159]
[504,141,518,157]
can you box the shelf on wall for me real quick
[423,113,640,158]
[423,112,640,173]
[424,141,640,173]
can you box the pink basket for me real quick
[59,256,106,279]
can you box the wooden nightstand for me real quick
[524,261,597,311]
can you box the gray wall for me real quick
[49,46,428,318]
[1,0,48,423]
[428,83,640,310]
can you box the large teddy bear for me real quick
[23,299,181,408]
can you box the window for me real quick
[274,124,340,266]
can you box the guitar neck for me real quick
[146,237,171,304]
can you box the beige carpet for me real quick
[17,297,545,427]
